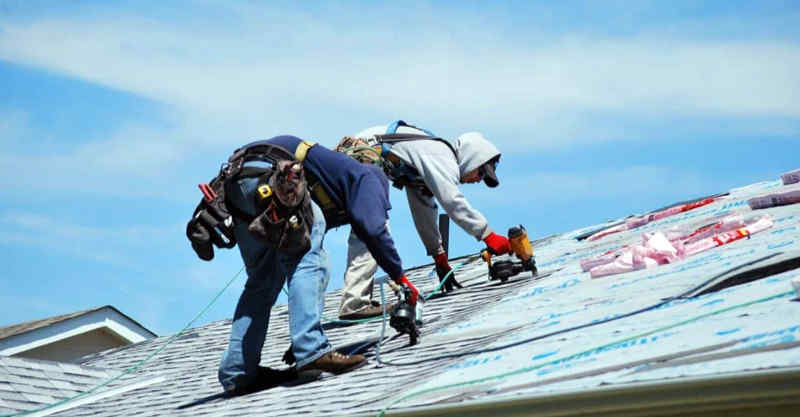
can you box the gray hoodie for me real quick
[354,124,500,256]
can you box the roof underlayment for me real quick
[3,176,800,416]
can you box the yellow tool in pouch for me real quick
[257,184,272,199]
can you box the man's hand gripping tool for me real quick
[482,225,537,282]
[389,279,421,346]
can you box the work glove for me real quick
[433,253,462,293]
[483,232,511,255]
[394,275,419,305]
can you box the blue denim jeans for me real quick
[218,176,332,391]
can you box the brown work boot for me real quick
[338,304,395,321]
[299,351,366,374]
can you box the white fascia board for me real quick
[363,366,800,417]
[100,308,156,342]
[0,307,154,356]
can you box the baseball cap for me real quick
[479,156,500,188]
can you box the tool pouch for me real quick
[334,136,380,164]
[248,161,314,255]
[186,177,237,261]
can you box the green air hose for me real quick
[0,255,474,416]
[0,266,246,417]
[320,259,469,324]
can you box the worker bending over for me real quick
[336,121,510,320]
[186,135,418,394]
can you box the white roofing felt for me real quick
[390,181,800,405]
[3,176,800,417]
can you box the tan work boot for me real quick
[298,351,366,374]
[338,303,395,320]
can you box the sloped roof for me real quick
[0,355,164,416]
[6,177,800,417]
[0,356,122,415]
[0,306,157,341]
[0,309,98,341]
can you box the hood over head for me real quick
[456,132,501,187]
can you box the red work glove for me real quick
[483,232,510,255]
[395,275,419,305]
[433,253,462,293]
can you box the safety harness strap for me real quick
[287,140,346,223]
[386,120,436,137]
[375,133,458,159]
[188,141,331,261]
[373,122,458,195]
[294,140,316,162]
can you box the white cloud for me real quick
[472,165,719,208]
[74,126,185,176]
[0,111,210,199]
[0,109,31,144]
[0,13,797,153]
[0,6,797,202]
[0,211,175,268]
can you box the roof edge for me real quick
[0,305,157,342]
[371,366,800,417]
[0,306,157,356]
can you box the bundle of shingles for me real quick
[580,168,800,278]
[582,213,772,278]
[585,197,719,242]
[747,171,800,210]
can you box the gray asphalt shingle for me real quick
[3,175,800,416]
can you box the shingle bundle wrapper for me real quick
[781,168,800,185]
[586,198,719,241]
[748,186,800,210]
[585,214,773,278]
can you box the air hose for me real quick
[0,266,246,417]
[320,259,470,324]
[374,261,467,364]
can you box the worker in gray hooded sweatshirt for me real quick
[336,120,511,320]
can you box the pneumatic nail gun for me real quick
[481,225,538,282]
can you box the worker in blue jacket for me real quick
[213,135,418,394]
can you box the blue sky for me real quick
[1,1,798,335]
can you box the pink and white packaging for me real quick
[640,232,683,264]
[589,215,773,278]
[590,232,682,278]
[681,215,746,244]
[683,216,773,256]
[586,198,720,242]
[579,245,631,272]
[580,251,619,272]
[582,214,745,273]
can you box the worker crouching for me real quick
[186,135,418,394]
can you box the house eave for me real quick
[0,307,155,356]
